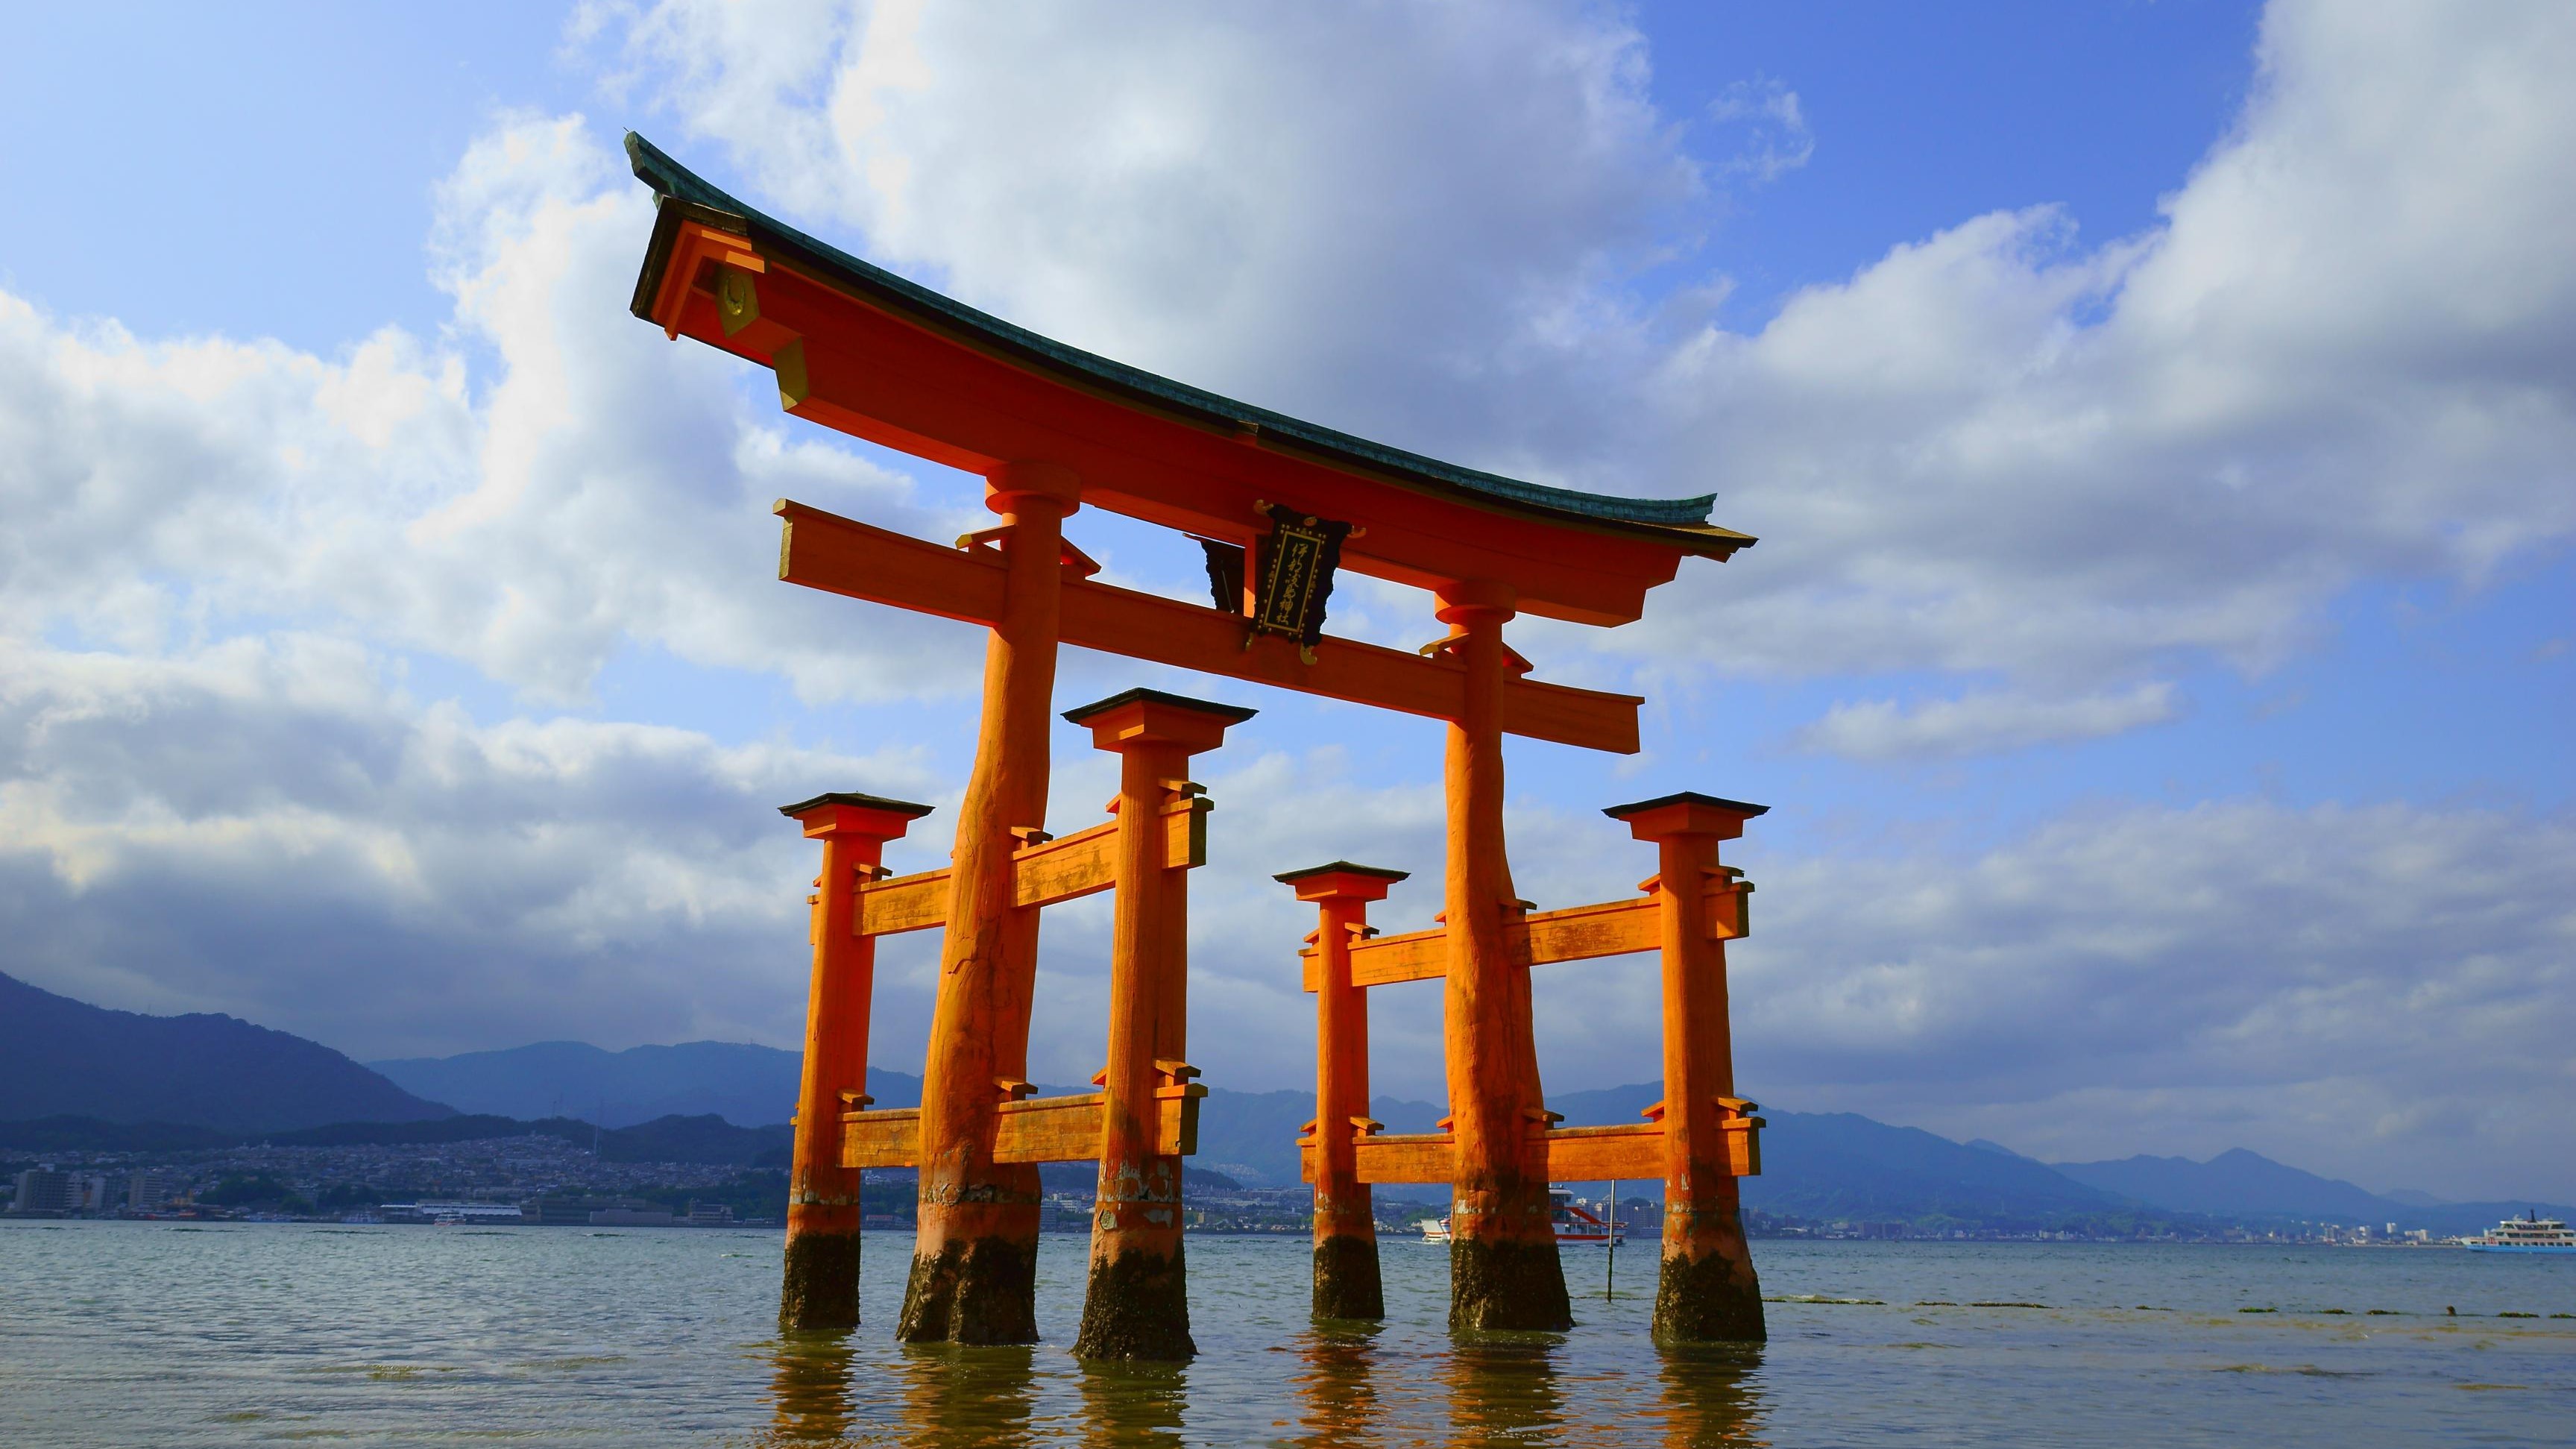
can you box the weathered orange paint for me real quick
[898,462,1080,1346]
[1280,862,1407,1320]
[1064,688,1250,1360]
[1436,581,1572,1331]
[776,791,930,1330]
[1608,792,1769,1343]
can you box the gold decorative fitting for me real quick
[714,265,760,336]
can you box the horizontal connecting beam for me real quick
[839,1090,1204,1169]
[1299,881,1749,992]
[1294,1119,1762,1185]
[777,500,1643,754]
[857,802,1209,937]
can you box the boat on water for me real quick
[1417,1191,1625,1246]
[2463,1212,2576,1254]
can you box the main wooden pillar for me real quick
[1607,792,1767,1343]
[899,461,1080,1345]
[778,790,933,1330]
[1438,580,1572,1331]
[1065,688,1251,1360]
[1279,862,1407,1321]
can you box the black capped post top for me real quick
[777,790,936,820]
[1273,861,1411,885]
[1602,790,1770,821]
[1061,687,1260,727]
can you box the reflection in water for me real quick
[1289,1324,1383,1447]
[1446,1334,1567,1446]
[1076,1359,1191,1449]
[762,1330,855,1445]
[898,1341,1039,1448]
[1657,1344,1767,1449]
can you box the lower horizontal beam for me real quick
[1300,884,1752,991]
[1297,1120,1753,1184]
[839,1090,1202,1169]
[857,807,1207,937]
[1303,895,1663,991]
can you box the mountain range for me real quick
[0,971,450,1133]
[9,969,2566,1234]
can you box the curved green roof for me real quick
[625,133,1742,539]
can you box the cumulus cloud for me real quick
[0,632,940,1057]
[1636,0,2576,687]
[0,115,989,711]
[599,0,1699,478]
[1725,799,2576,1200]
[1794,682,2180,761]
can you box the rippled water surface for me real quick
[4,1222,2573,1445]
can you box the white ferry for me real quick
[2463,1212,2576,1254]
[1417,1191,1625,1247]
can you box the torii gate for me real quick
[623,134,1760,1350]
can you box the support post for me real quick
[1279,862,1409,1320]
[777,790,932,1330]
[1437,579,1572,1331]
[1606,791,1769,1343]
[900,461,1080,1345]
[1065,688,1253,1360]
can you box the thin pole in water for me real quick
[1605,1181,1617,1299]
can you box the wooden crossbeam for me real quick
[1299,881,1751,991]
[1301,896,1658,991]
[777,500,1643,754]
[839,1089,1203,1169]
[1296,1120,1735,1185]
[856,802,1209,938]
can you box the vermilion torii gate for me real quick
[623,133,1762,1350]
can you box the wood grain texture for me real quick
[1299,896,1662,990]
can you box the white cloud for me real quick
[1795,682,2180,761]
[0,114,991,713]
[1727,799,2576,1199]
[1636,0,2576,689]
[602,0,1701,475]
[1707,76,1813,184]
[0,631,942,1057]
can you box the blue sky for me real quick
[1,1,2569,1198]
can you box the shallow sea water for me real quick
[3,1222,2572,1446]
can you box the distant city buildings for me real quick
[10,1169,77,1214]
